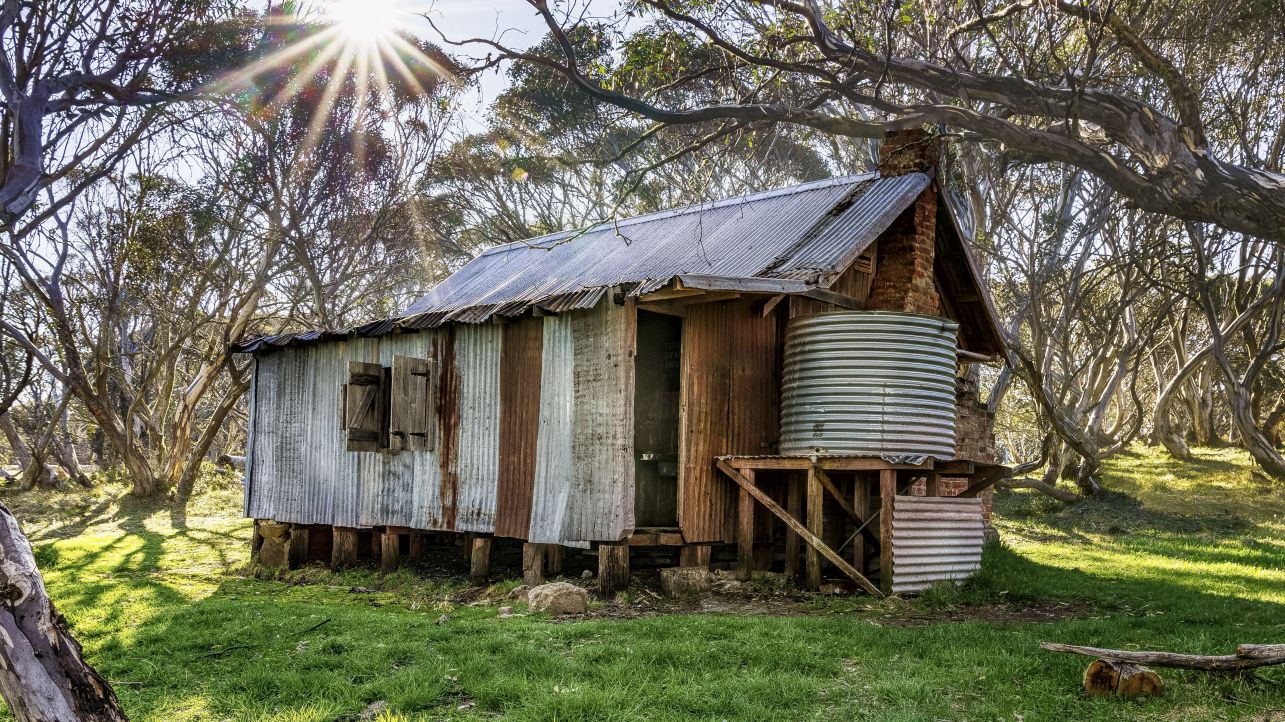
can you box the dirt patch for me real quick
[540,573,1090,625]
[869,599,1092,627]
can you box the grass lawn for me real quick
[4,447,1284,721]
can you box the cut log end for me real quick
[1083,658,1164,698]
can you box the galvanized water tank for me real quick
[780,311,959,458]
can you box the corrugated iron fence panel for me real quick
[495,317,544,538]
[678,299,781,543]
[891,495,985,594]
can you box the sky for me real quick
[401,0,622,109]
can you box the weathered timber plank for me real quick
[736,470,755,581]
[806,466,823,591]
[879,470,895,595]
[785,474,802,585]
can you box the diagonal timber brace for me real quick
[717,460,884,598]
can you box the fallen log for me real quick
[1041,641,1285,671]
[1083,658,1164,698]
[215,454,246,472]
[0,502,128,721]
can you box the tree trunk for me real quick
[0,502,128,721]
[1222,378,1285,480]
[0,413,55,490]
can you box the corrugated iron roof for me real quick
[235,172,969,353]
[402,172,926,317]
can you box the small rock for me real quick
[659,567,712,598]
[527,582,589,615]
[434,614,451,625]
[509,584,530,602]
[358,700,387,721]
[581,569,593,579]
[498,606,513,618]
[350,586,378,594]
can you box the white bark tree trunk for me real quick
[0,503,127,721]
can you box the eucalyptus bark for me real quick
[0,503,127,721]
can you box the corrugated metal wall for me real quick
[494,317,543,538]
[678,299,780,543]
[890,494,985,593]
[245,300,634,544]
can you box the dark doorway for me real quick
[634,310,683,527]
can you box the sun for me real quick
[327,0,402,45]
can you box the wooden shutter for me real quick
[343,361,386,452]
[389,355,435,451]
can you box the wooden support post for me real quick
[522,542,545,587]
[332,527,359,569]
[879,469,896,595]
[469,536,492,585]
[806,465,823,591]
[251,520,264,557]
[544,544,564,576]
[925,472,941,497]
[736,469,755,581]
[853,476,869,574]
[680,544,711,568]
[380,527,400,575]
[409,531,428,561]
[287,525,309,569]
[715,460,882,597]
[598,542,630,597]
[785,473,802,585]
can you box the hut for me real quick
[234,129,1008,595]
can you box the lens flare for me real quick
[327,0,401,45]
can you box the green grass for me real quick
[4,447,1285,721]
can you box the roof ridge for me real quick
[476,172,879,258]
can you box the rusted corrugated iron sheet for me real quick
[890,495,985,594]
[528,300,636,544]
[494,317,543,538]
[765,174,929,280]
[678,299,780,543]
[234,169,1004,359]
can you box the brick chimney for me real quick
[877,127,941,177]
[866,128,940,315]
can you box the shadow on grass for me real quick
[74,529,1285,721]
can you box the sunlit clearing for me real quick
[328,0,402,45]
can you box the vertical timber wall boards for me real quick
[678,299,780,543]
[246,299,635,546]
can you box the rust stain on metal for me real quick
[436,325,460,530]
[678,299,781,543]
[495,316,543,538]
